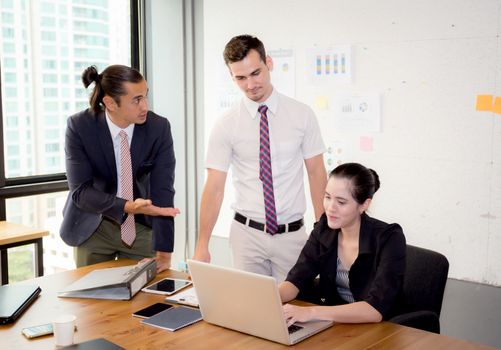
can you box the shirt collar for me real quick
[243,87,278,119]
[105,110,135,141]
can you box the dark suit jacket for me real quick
[60,109,176,252]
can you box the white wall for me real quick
[203,0,501,285]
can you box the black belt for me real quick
[234,212,304,234]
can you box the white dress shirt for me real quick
[206,88,326,224]
[105,111,135,198]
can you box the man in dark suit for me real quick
[60,64,180,272]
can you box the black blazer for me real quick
[60,109,176,252]
[286,213,406,319]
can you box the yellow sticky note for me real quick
[315,96,328,110]
[476,95,493,111]
[493,97,501,115]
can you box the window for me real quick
[7,159,20,170]
[41,17,56,27]
[3,42,15,53]
[75,88,87,98]
[45,143,60,152]
[42,45,57,56]
[4,57,16,68]
[74,21,108,34]
[73,7,108,21]
[1,0,131,178]
[6,116,18,127]
[46,156,60,168]
[4,72,16,82]
[43,74,58,83]
[45,115,58,125]
[42,60,57,69]
[2,13,14,24]
[74,48,109,60]
[7,145,19,156]
[41,2,56,14]
[1,0,13,9]
[45,129,59,138]
[43,88,58,97]
[4,88,17,98]
[74,34,109,46]
[0,0,136,281]
[41,31,56,41]
[6,192,70,281]
[44,101,58,111]
[2,27,15,39]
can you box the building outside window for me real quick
[0,0,132,282]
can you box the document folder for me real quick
[58,260,156,300]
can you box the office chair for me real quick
[389,245,449,334]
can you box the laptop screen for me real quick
[0,284,41,324]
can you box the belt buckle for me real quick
[285,223,289,233]
[263,223,267,233]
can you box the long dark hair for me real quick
[81,65,144,113]
[330,163,380,204]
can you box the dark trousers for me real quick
[75,218,155,267]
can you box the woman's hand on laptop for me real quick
[283,304,315,326]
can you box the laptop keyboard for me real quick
[288,324,304,334]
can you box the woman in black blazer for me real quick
[279,163,406,324]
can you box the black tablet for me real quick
[141,278,192,295]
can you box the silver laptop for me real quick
[187,259,333,345]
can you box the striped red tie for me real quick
[119,130,136,246]
[258,105,278,235]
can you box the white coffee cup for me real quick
[53,314,76,347]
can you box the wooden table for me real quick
[1,259,495,349]
[0,221,49,285]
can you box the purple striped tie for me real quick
[119,130,136,246]
[258,105,278,235]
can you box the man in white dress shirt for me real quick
[193,35,327,282]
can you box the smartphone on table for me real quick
[141,278,192,295]
[22,323,54,339]
[132,303,172,318]
[22,323,77,339]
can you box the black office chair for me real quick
[389,245,449,334]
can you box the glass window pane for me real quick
[41,17,56,26]
[43,74,58,83]
[6,192,72,281]
[0,0,131,179]
[7,145,20,155]
[4,72,16,82]
[6,116,18,126]
[4,57,16,68]
[3,42,15,52]
[7,245,35,283]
